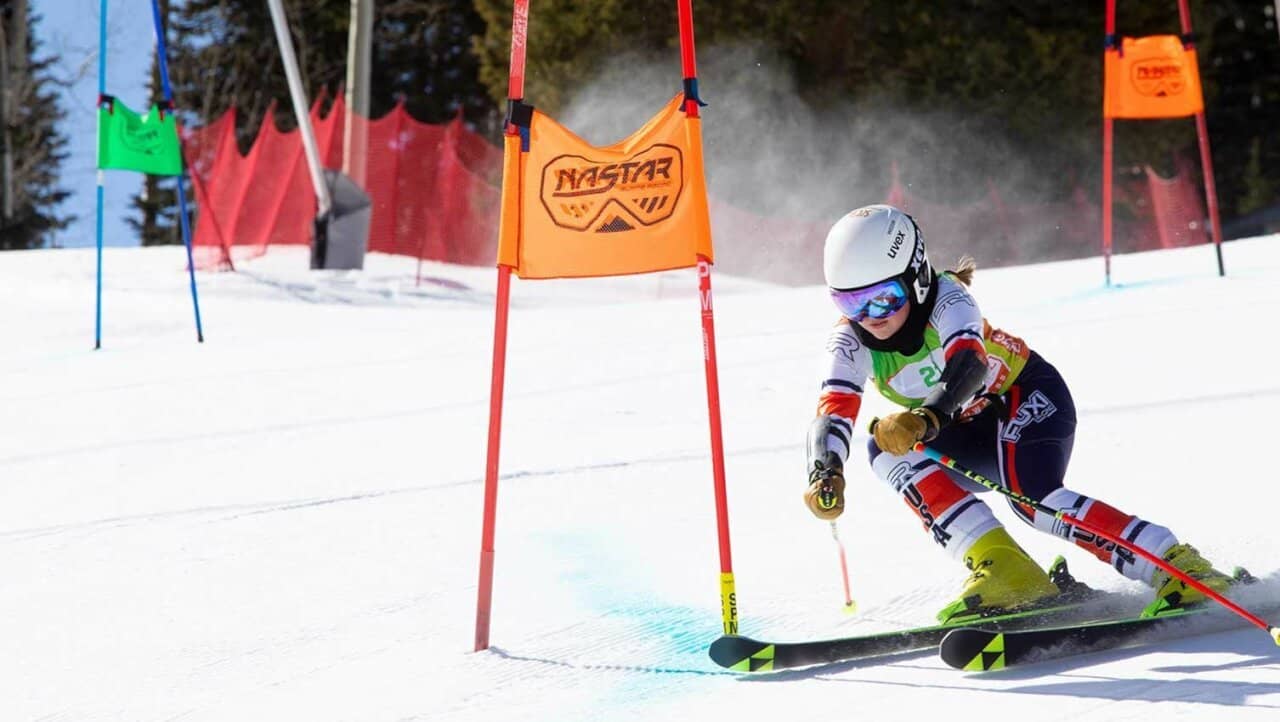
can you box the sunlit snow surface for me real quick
[3,239,1279,721]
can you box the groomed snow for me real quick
[2,237,1278,721]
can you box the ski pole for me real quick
[830,522,857,614]
[913,442,1280,644]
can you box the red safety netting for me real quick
[181,95,501,270]
[1145,156,1208,249]
[180,98,1207,278]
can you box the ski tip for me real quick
[709,635,776,672]
[939,628,1006,672]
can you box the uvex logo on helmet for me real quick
[887,230,906,259]
[540,144,683,232]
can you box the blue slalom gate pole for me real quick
[94,183,105,349]
[94,0,108,349]
[150,0,204,342]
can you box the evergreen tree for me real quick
[470,2,1132,202]
[166,0,499,151]
[1201,1,1280,220]
[168,0,350,154]
[0,1,71,250]
[473,0,675,115]
[472,1,1276,227]
[153,0,1275,244]
[373,1,500,135]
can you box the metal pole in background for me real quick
[342,0,372,189]
[266,0,332,217]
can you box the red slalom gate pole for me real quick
[474,0,529,653]
[915,442,1280,644]
[697,256,738,635]
[1102,117,1114,287]
[677,0,699,117]
[680,0,738,637]
[1178,0,1226,276]
[475,267,511,652]
[1102,0,1116,286]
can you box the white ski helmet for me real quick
[823,204,933,303]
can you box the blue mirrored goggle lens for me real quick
[830,279,909,321]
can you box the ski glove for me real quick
[871,408,941,456]
[804,461,846,521]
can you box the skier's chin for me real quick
[860,317,900,340]
[862,321,893,339]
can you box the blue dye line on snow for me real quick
[519,529,728,720]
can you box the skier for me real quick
[804,204,1234,622]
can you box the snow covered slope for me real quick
[2,239,1278,721]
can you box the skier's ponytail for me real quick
[949,256,977,286]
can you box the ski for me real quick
[939,601,1280,672]
[709,597,1126,672]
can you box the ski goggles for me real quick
[830,278,910,322]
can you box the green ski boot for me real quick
[1142,544,1243,617]
[937,527,1061,624]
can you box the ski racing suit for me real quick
[815,272,1178,586]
